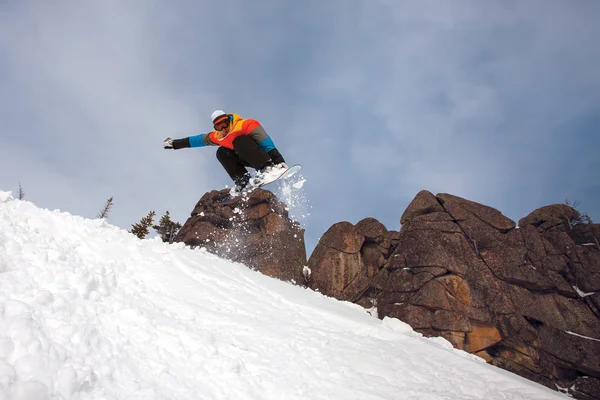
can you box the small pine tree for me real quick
[564,198,581,209]
[130,211,156,239]
[153,211,182,243]
[97,197,114,219]
[564,198,590,227]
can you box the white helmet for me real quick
[211,110,227,123]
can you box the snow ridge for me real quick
[0,191,566,399]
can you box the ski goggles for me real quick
[213,115,230,131]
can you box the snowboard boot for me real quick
[251,162,289,187]
[230,173,251,197]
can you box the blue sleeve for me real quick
[189,134,208,148]
[257,136,276,152]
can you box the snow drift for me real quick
[0,191,566,399]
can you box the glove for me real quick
[268,148,285,165]
[163,137,174,149]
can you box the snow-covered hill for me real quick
[0,191,566,400]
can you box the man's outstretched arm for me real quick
[163,134,216,149]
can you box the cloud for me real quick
[1,1,599,254]
[295,1,600,217]
[0,1,219,227]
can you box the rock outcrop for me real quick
[174,189,307,284]
[308,190,600,398]
[174,186,599,398]
[307,218,398,309]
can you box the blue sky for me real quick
[1,1,599,254]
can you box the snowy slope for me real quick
[0,191,567,400]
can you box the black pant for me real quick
[216,136,276,186]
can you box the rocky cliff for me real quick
[174,189,307,284]
[308,190,600,399]
[175,188,600,399]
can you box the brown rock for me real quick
[356,217,387,242]
[402,212,463,234]
[432,310,472,332]
[574,246,600,293]
[319,222,364,253]
[411,266,448,277]
[538,324,600,377]
[361,244,385,278]
[356,297,376,309]
[175,188,307,285]
[490,343,542,373]
[587,293,600,319]
[510,287,600,339]
[499,315,538,343]
[440,200,505,253]
[245,189,278,207]
[472,280,516,315]
[519,204,581,231]
[437,275,471,305]
[307,243,364,300]
[474,350,494,363]
[401,190,445,224]
[410,279,469,312]
[439,331,467,349]
[521,224,547,265]
[308,191,600,394]
[244,203,271,220]
[192,212,230,228]
[369,266,390,291]
[465,323,502,353]
[492,356,555,390]
[538,351,581,383]
[377,292,414,311]
[383,268,439,294]
[570,376,600,400]
[342,270,372,303]
[541,254,569,275]
[245,232,307,284]
[437,193,516,233]
[264,213,287,234]
[383,304,433,329]
[177,219,228,246]
[378,231,395,256]
[543,229,578,258]
[482,230,575,294]
[570,223,600,247]
[388,228,474,275]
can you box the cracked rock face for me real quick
[308,190,600,398]
[307,219,396,305]
[174,188,307,284]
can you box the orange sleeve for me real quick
[241,119,261,134]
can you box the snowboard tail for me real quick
[257,164,301,188]
[230,164,301,197]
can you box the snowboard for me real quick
[230,164,302,197]
[256,164,301,188]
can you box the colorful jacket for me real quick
[185,113,276,152]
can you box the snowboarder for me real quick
[163,110,288,195]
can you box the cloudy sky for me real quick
[1,1,599,254]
